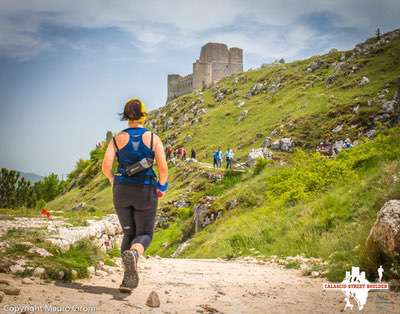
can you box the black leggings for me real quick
[113,184,158,253]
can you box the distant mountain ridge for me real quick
[19,171,43,183]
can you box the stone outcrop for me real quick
[270,138,295,152]
[0,217,65,237]
[247,148,273,166]
[46,214,122,252]
[367,200,400,258]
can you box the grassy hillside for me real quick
[45,29,400,281]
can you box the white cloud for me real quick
[0,0,399,60]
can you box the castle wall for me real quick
[193,61,212,90]
[167,43,243,102]
[167,74,193,102]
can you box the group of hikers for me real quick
[213,147,235,169]
[165,145,235,170]
[165,145,196,160]
[316,138,353,156]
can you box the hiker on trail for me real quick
[343,138,353,149]
[174,147,180,159]
[225,148,234,169]
[181,147,187,160]
[101,98,168,293]
[317,140,334,156]
[213,147,222,168]
[191,148,196,160]
[165,145,172,161]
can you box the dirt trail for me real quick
[1,257,399,314]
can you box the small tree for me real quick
[376,28,381,40]
[0,168,35,208]
[33,173,65,202]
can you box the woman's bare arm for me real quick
[101,140,116,185]
[153,134,168,187]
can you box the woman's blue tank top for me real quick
[114,127,157,186]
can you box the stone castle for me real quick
[167,43,243,101]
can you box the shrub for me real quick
[253,159,270,175]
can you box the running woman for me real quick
[102,98,168,293]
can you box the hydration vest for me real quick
[114,128,157,186]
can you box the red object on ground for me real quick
[41,208,48,216]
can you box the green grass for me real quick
[0,228,104,281]
[176,129,400,280]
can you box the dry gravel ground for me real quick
[1,257,399,314]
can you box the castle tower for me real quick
[167,42,243,102]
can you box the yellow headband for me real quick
[127,98,147,124]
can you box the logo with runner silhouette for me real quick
[323,266,389,311]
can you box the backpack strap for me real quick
[112,137,120,162]
[150,132,154,151]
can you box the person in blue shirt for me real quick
[225,148,234,169]
[213,147,223,168]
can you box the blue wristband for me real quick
[157,181,168,192]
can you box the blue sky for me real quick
[0,0,399,177]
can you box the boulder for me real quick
[58,270,65,280]
[306,59,323,72]
[359,76,370,86]
[325,75,336,86]
[95,270,107,277]
[184,135,192,143]
[247,83,263,97]
[237,100,245,108]
[247,148,273,166]
[311,271,320,278]
[262,137,272,148]
[171,240,191,258]
[226,199,238,210]
[270,138,294,152]
[71,269,78,280]
[280,138,294,152]
[87,266,95,276]
[33,267,46,278]
[174,200,189,208]
[382,100,396,113]
[214,90,225,101]
[71,202,86,211]
[333,140,344,153]
[271,140,281,150]
[367,200,400,258]
[334,62,345,73]
[146,290,160,308]
[267,82,280,93]
[22,278,34,285]
[0,280,20,295]
[28,247,53,257]
[366,129,376,138]
[197,108,208,116]
[164,117,174,130]
[332,124,343,133]
[374,113,391,122]
[9,264,25,274]
[238,110,248,122]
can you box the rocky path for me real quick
[2,257,400,314]
[196,161,246,173]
